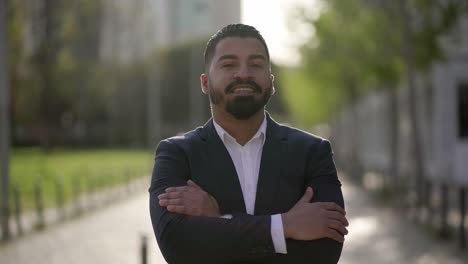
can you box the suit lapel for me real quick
[199,119,246,213]
[254,114,287,215]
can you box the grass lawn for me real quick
[10,148,154,209]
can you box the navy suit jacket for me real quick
[149,114,344,264]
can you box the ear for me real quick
[200,73,209,95]
[270,74,276,95]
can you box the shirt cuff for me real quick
[270,214,287,254]
[219,214,233,219]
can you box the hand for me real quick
[158,180,221,217]
[282,187,349,243]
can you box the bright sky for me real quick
[241,0,321,66]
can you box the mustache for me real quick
[225,80,261,93]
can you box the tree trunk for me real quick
[389,87,400,188]
[398,0,426,206]
[36,0,56,148]
[380,0,400,190]
[0,0,11,241]
[345,77,363,180]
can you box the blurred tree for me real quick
[393,0,457,190]
[8,0,165,148]
[31,0,105,147]
[285,0,402,178]
[392,0,468,204]
[1,0,11,241]
[10,0,110,147]
[289,0,403,123]
[7,0,29,143]
[33,0,58,148]
[286,0,467,188]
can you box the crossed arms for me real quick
[149,139,348,263]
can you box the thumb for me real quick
[187,180,201,189]
[300,187,313,203]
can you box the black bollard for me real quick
[439,183,450,238]
[426,180,433,227]
[140,234,148,264]
[12,184,23,236]
[83,174,88,211]
[34,176,45,230]
[126,168,131,194]
[72,175,82,216]
[460,187,466,249]
[54,176,65,221]
[87,174,95,210]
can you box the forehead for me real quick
[212,37,268,61]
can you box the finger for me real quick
[300,187,313,202]
[159,198,182,207]
[159,199,168,207]
[158,192,182,200]
[165,186,188,193]
[166,205,186,214]
[326,211,349,227]
[326,228,345,243]
[320,202,346,215]
[187,180,201,189]
[327,219,349,235]
[330,211,349,227]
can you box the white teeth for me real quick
[233,87,254,92]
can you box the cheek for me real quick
[258,75,273,89]
[213,77,232,90]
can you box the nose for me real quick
[233,64,252,80]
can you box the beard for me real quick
[208,79,272,120]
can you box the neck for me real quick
[212,106,265,146]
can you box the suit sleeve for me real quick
[307,140,345,263]
[149,139,276,264]
[298,139,344,264]
[307,139,344,208]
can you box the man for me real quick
[149,24,348,264]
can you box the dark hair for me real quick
[203,24,270,70]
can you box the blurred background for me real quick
[1,0,468,263]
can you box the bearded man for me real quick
[149,24,348,264]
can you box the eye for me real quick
[250,60,265,68]
[251,63,264,69]
[221,63,234,68]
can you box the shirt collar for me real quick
[213,115,267,146]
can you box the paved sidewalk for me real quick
[1,178,147,240]
[0,190,166,264]
[341,178,468,264]
[1,178,467,264]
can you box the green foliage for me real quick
[158,38,211,124]
[9,148,153,208]
[281,0,401,126]
[408,0,468,70]
[6,0,24,68]
[280,0,467,127]
[318,0,403,86]
[8,0,107,146]
[278,67,344,126]
[8,0,162,147]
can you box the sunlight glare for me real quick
[241,0,321,66]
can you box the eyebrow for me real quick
[249,54,267,61]
[217,54,267,62]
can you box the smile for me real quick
[225,80,261,94]
[230,87,257,95]
[234,87,254,92]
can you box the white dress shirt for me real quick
[213,116,287,254]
